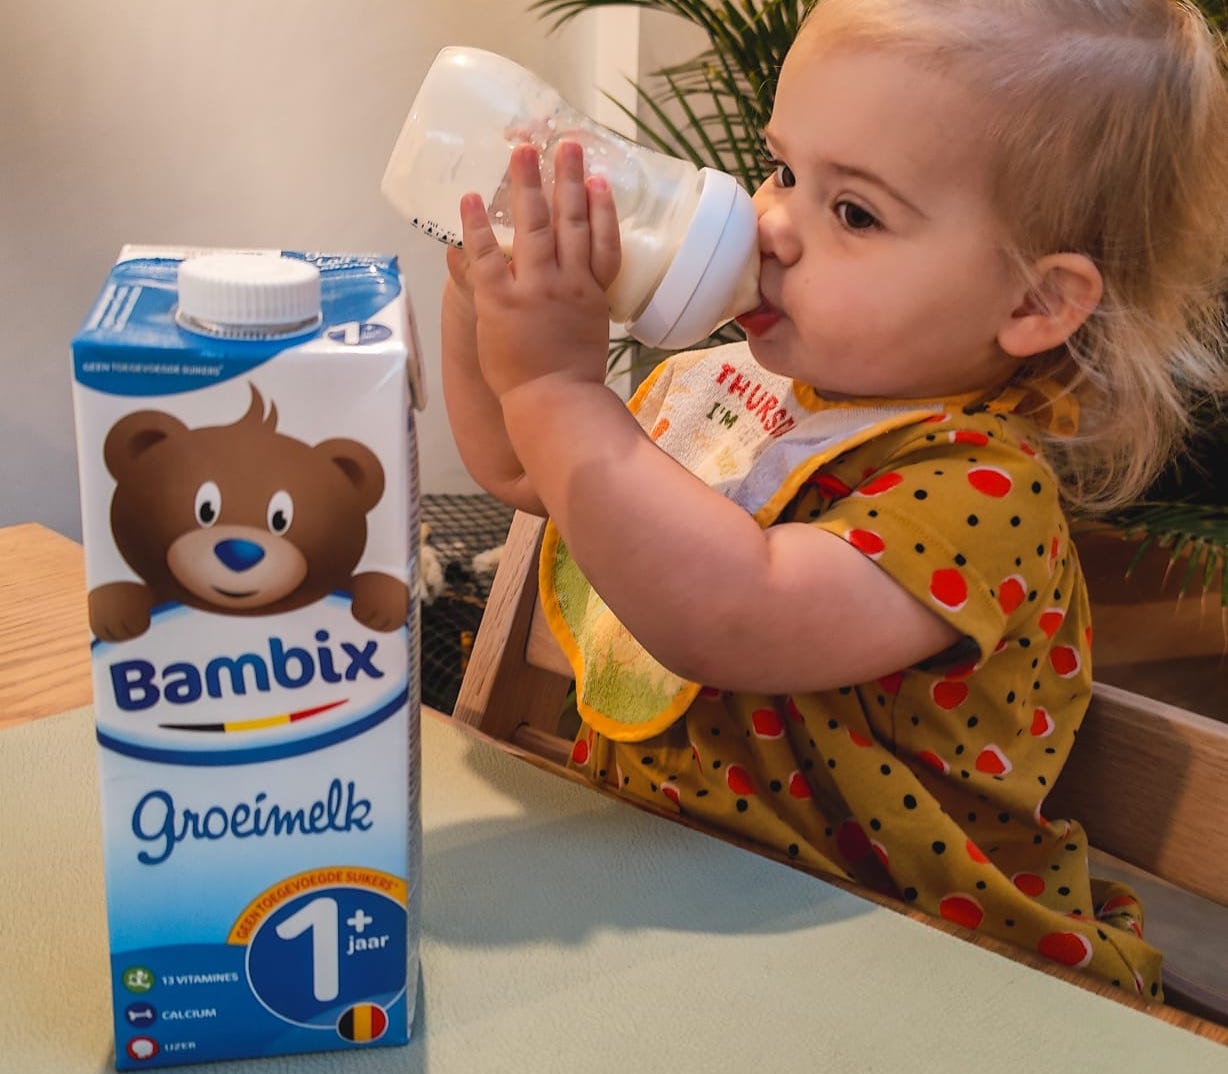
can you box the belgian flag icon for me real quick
[337,1003,388,1043]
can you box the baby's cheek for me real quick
[804,284,881,346]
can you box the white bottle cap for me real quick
[176,253,322,339]
[627,169,758,350]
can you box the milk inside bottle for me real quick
[381,46,760,349]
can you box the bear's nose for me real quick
[214,538,266,573]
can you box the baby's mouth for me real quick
[734,301,781,337]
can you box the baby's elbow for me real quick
[643,631,728,688]
[475,472,545,517]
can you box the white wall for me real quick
[2,0,679,539]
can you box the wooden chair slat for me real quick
[452,512,571,742]
[1048,683,1228,906]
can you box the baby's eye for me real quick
[773,162,797,189]
[835,200,880,231]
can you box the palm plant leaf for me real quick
[532,0,802,376]
[616,68,767,186]
[531,0,807,154]
[1197,0,1228,29]
[1098,503,1228,606]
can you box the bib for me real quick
[540,342,980,741]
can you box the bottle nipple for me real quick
[627,169,759,349]
[723,253,762,325]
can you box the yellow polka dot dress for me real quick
[569,402,1162,999]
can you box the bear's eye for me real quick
[267,490,294,535]
[194,481,221,527]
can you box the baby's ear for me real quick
[997,253,1103,359]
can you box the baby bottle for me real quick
[381,46,760,350]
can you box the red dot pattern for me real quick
[931,681,969,710]
[967,466,1013,497]
[1030,708,1055,737]
[998,575,1027,615]
[1038,931,1093,968]
[808,473,852,500]
[726,765,755,796]
[562,398,1149,997]
[940,894,985,930]
[1050,646,1081,678]
[1013,872,1045,897]
[847,528,886,558]
[752,708,785,739]
[974,744,1011,776]
[929,568,969,611]
[856,472,903,497]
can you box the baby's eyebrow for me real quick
[766,124,930,223]
[827,161,929,221]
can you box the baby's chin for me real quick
[743,333,783,368]
[744,334,809,383]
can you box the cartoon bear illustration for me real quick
[88,386,410,642]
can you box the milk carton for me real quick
[71,247,424,1069]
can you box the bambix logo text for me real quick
[110,631,382,712]
[93,597,409,766]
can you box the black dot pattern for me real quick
[551,377,1157,998]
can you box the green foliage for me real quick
[1198,0,1228,32]
[1108,397,1228,602]
[1106,503,1228,605]
[532,1,807,190]
[532,0,808,378]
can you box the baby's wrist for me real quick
[496,369,608,415]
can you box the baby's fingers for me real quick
[586,175,621,289]
[458,193,509,286]
[507,144,556,272]
[553,142,620,288]
[552,141,593,275]
[445,244,473,292]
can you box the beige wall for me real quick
[0,0,699,538]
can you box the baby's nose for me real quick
[753,202,799,265]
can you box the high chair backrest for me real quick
[452,511,575,764]
[453,509,1228,1033]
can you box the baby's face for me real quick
[741,35,1025,401]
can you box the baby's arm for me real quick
[462,142,960,694]
[440,245,545,514]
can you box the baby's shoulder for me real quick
[817,405,1062,513]
[872,407,1050,476]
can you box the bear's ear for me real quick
[315,438,385,513]
[103,411,189,480]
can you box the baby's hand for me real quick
[458,140,621,400]
[442,243,478,349]
[445,244,474,305]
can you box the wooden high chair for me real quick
[453,510,1228,1042]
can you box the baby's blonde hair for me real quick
[800,0,1228,512]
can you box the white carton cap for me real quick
[627,169,758,350]
[176,253,322,338]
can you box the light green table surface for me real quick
[1,707,1224,1074]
